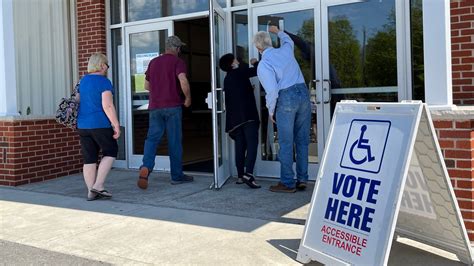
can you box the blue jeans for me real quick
[275,83,311,188]
[141,106,183,181]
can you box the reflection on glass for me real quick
[232,0,247,6]
[126,0,160,21]
[233,11,249,64]
[129,30,167,154]
[328,0,398,113]
[332,93,397,106]
[214,14,224,87]
[253,0,288,3]
[126,0,208,22]
[217,105,223,165]
[214,12,224,167]
[411,0,424,101]
[111,29,125,159]
[257,10,318,164]
[110,0,121,24]
[217,0,227,7]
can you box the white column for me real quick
[423,0,452,107]
[0,0,18,116]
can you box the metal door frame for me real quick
[250,1,322,180]
[124,21,174,170]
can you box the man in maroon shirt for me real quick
[137,35,193,189]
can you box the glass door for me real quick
[251,0,406,180]
[252,2,323,180]
[210,0,231,188]
[125,21,173,169]
[321,0,402,135]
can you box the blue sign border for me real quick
[339,119,391,174]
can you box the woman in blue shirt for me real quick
[76,53,120,201]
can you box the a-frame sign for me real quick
[297,101,474,265]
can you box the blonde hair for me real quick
[87,53,108,73]
[253,31,273,51]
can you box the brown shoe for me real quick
[137,167,149,190]
[269,182,296,193]
[296,181,307,191]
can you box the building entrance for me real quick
[120,0,409,185]
[125,18,214,174]
[175,18,214,173]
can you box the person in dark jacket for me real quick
[219,53,261,189]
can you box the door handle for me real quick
[222,90,226,112]
[216,87,225,113]
[205,92,212,109]
[310,79,321,104]
[206,88,225,113]
[323,79,331,87]
[323,79,332,104]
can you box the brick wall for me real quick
[451,0,474,105]
[0,118,82,186]
[77,0,107,77]
[0,0,110,186]
[433,115,474,240]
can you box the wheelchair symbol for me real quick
[349,125,375,165]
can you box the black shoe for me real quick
[242,173,261,189]
[296,181,307,191]
[269,182,296,193]
[171,174,194,185]
[90,188,112,198]
[87,193,103,201]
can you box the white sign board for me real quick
[297,102,473,265]
[399,154,437,220]
[136,52,158,74]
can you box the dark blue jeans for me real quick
[275,83,311,188]
[141,106,183,181]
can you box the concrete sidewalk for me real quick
[0,170,464,265]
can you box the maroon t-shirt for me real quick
[145,53,187,109]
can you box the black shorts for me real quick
[78,128,118,164]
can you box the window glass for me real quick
[110,0,121,24]
[411,0,424,101]
[129,30,167,155]
[329,0,397,89]
[217,0,227,7]
[110,29,125,160]
[232,0,247,6]
[253,0,288,3]
[256,10,317,163]
[328,0,398,113]
[126,0,208,22]
[233,10,249,64]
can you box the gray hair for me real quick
[87,53,108,73]
[253,31,272,51]
[165,35,186,50]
